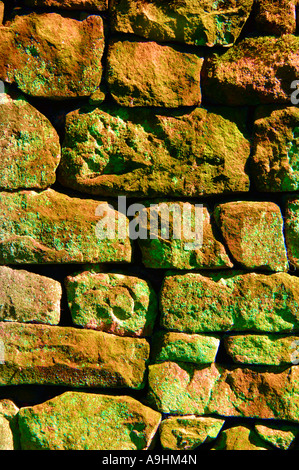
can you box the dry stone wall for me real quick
[1,0,299,452]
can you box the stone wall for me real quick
[1,0,299,451]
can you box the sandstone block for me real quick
[254,423,299,450]
[211,425,271,450]
[255,0,297,35]
[0,323,149,388]
[106,40,203,107]
[214,201,288,271]
[65,270,158,336]
[202,35,299,105]
[159,416,224,450]
[160,271,299,333]
[58,105,250,198]
[285,198,299,269]
[0,189,131,264]
[0,88,60,190]
[0,400,19,450]
[110,0,254,47]
[18,392,161,450]
[24,0,108,10]
[0,266,61,325]
[0,13,105,98]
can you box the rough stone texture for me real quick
[24,0,108,10]
[251,106,299,192]
[110,0,254,47]
[0,189,131,264]
[151,332,220,364]
[106,40,203,107]
[202,35,299,106]
[0,13,105,99]
[159,416,224,450]
[137,203,233,269]
[160,271,299,333]
[58,105,250,198]
[0,400,19,450]
[0,88,60,190]
[18,392,161,450]
[255,0,297,35]
[285,198,299,269]
[0,2,4,24]
[211,425,272,450]
[0,266,61,325]
[224,334,299,366]
[213,201,288,272]
[147,362,299,421]
[0,322,149,388]
[254,423,299,450]
[65,270,158,337]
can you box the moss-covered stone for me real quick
[285,198,299,269]
[58,105,250,198]
[24,0,108,10]
[252,106,299,192]
[224,334,299,366]
[254,0,297,35]
[202,35,299,105]
[0,13,104,98]
[211,425,272,450]
[65,270,158,336]
[214,201,288,272]
[106,40,203,107]
[137,203,232,269]
[110,0,254,47]
[0,400,19,450]
[151,332,220,364]
[0,322,149,388]
[254,422,299,450]
[159,416,224,450]
[160,271,299,333]
[0,266,61,325]
[0,189,131,264]
[18,392,161,450]
[0,88,60,190]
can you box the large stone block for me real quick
[0,189,131,264]
[0,323,149,388]
[110,0,254,47]
[160,271,299,332]
[57,105,250,198]
[0,13,105,98]
[254,0,297,35]
[18,392,161,450]
[0,400,19,450]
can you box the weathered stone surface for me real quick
[151,332,220,364]
[0,88,60,190]
[110,0,254,47]
[0,323,149,388]
[160,271,299,333]
[211,425,271,450]
[0,2,4,24]
[24,0,108,10]
[214,201,288,272]
[224,334,299,366]
[0,13,104,99]
[255,0,297,35]
[0,266,61,325]
[251,106,299,192]
[65,270,158,336]
[106,40,203,107]
[147,361,299,421]
[137,203,232,269]
[159,416,224,450]
[58,105,250,198]
[202,35,299,105]
[254,422,299,450]
[0,400,19,450]
[18,392,161,450]
[0,189,131,264]
[285,198,299,269]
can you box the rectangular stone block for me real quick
[0,323,149,389]
[0,189,131,264]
